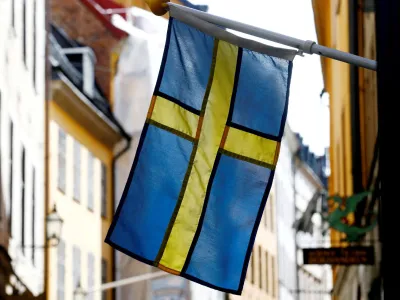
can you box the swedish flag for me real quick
[106,6,295,295]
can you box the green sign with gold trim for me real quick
[324,191,377,242]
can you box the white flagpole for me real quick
[73,271,169,299]
[73,271,168,299]
[136,0,376,71]
[165,2,377,71]
[104,2,378,70]
[87,271,167,293]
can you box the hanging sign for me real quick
[303,246,375,265]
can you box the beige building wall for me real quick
[48,116,105,300]
[230,190,278,300]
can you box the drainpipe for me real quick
[349,0,366,235]
[349,0,363,195]
[44,0,51,298]
[111,135,131,300]
[348,1,364,297]
[292,151,300,300]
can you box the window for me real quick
[0,91,2,221]
[265,251,269,293]
[335,143,340,192]
[264,203,268,229]
[11,0,15,28]
[258,246,262,289]
[341,111,347,195]
[73,140,81,201]
[87,152,94,211]
[101,258,108,300]
[73,246,81,288]
[101,163,107,217]
[336,0,342,14]
[57,240,65,300]
[271,256,276,297]
[21,147,26,253]
[363,0,375,12]
[88,253,95,300]
[22,0,27,65]
[270,194,274,232]
[33,0,37,88]
[32,168,35,264]
[357,284,362,300]
[58,128,66,193]
[251,250,255,284]
[8,121,13,235]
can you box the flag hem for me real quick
[105,236,247,295]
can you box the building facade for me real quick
[312,0,381,299]
[225,180,278,300]
[293,134,332,300]
[48,24,129,300]
[0,0,47,298]
[275,126,298,300]
[276,125,332,300]
[49,1,131,299]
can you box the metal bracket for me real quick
[300,40,316,55]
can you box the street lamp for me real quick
[46,204,64,246]
[18,204,63,249]
[73,281,87,300]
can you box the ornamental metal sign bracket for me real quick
[324,191,377,242]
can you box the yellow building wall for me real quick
[312,0,354,289]
[358,13,378,187]
[48,102,115,300]
[313,1,378,298]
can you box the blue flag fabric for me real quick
[106,5,295,295]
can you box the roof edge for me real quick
[79,0,128,39]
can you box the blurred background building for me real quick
[48,21,130,300]
[312,0,381,299]
[0,0,47,298]
[291,131,332,300]
[276,125,332,300]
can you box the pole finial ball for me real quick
[145,0,170,16]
